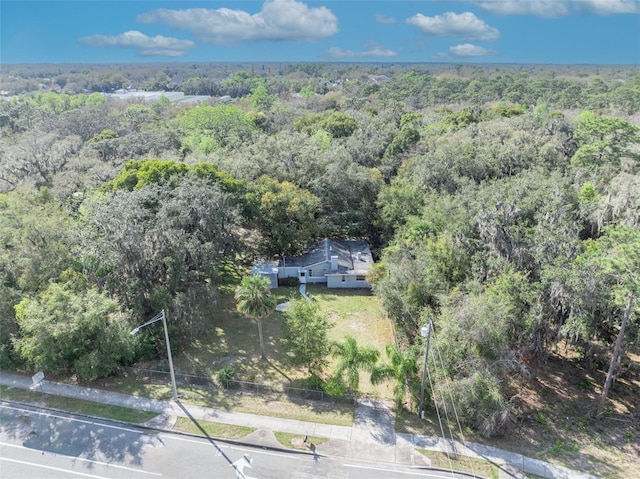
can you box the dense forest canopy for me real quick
[1,62,639,436]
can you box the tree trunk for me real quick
[597,293,634,416]
[257,317,266,360]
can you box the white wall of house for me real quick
[304,261,331,284]
[263,273,278,288]
[275,255,371,289]
[327,274,370,289]
[278,266,300,279]
[305,271,328,283]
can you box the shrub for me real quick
[323,377,347,399]
[279,277,299,287]
[444,369,510,438]
[217,366,235,387]
[299,372,325,391]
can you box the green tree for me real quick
[575,226,640,415]
[119,104,157,132]
[384,126,420,158]
[246,176,321,256]
[310,159,384,239]
[283,298,334,372]
[235,275,277,360]
[331,335,380,394]
[176,104,256,153]
[300,85,315,99]
[107,159,244,196]
[249,84,275,110]
[81,177,243,317]
[293,112,324,136]
[107,159,189,191]
[322,111,357,138]
[371,343,418,410]
[13,273,135,381]
[0,189,76,367]
[571,111,639,168]
[2,129,82,189]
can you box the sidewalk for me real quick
[0,371,600,479]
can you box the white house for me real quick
[251,238,374,289]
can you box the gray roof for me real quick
[281,238,373,274]
[251,260,279,276]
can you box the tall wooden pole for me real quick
[418,321,432,419]
[161,310,179,401]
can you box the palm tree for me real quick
[331,335,380,395]
[235,275,277,360]
[371,343,418,411]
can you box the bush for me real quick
[299,372,325,391]
[444,369,510,438]
[323,377,347,399]
[279,277,299,287]
[217,366,235,387]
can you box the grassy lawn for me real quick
[173,416,255,439]
[417,449,500,479]
[273,431,328,450]
[306,285,395,397]
[92,285,393,426]
[173,285,395,399]
[0,385,157,424]
[14,285,392,429]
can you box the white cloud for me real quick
[472,0,639,17]
[327,43,397,59]
[472,0,571,18]
[78,31,195,57]
[578,0,640,15]
[375,14,397,24]
[449,43,497,57]
[137,0,338,45]
[407,11,500,41]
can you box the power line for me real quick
[433,326,478,479]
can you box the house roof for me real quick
[251,260,279,276]
[280,238,373,274]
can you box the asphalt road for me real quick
[0,402,469,479]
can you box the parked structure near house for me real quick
[251,238,374,289]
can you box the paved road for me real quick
[0,402,469,479]
[0,371,603,479]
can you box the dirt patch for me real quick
[398,343,639,479]
[476,348,640,478]
[494,346,639,479]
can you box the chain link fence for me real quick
[121,366,333,402]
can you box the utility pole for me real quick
[418,320,432,419]
[130,309,178,401]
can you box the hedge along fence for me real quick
[120,366,350,403]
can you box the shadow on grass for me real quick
[265,358,293,382]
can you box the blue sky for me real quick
[1,1,639,64]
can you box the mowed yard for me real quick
[176,284,395,399]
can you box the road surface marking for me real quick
[0,442,162,476]
[160,434,229,446]
[0,456,118,478]
[160,434,308,461]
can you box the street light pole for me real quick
[130,309,178,401]
[418,320,432,419]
